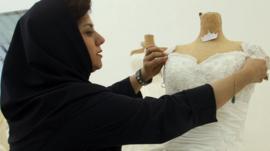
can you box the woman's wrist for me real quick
[141,68,153,81]
[236,69,254,85]
[129,75,142,94]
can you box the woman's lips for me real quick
[97,50,103,57]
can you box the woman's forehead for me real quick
[78,15,94,29]
[79,14,92,24]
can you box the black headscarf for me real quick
[1,0,107,144]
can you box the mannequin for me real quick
[160,12,269,151]
[124,13,270,151]
[175,12,242,63]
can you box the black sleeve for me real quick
[107,77,142,98]
[72,84,217,149]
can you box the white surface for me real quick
[0,0,270,150]
[0,0,38,13]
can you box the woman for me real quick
[0,0,267,151]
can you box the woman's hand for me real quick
[141,46,168,81]
[241,57,268,83]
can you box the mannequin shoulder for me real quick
[130,48,144,56]
[231,40,243,46]
[226,40,243,51]
[175,44,193,53]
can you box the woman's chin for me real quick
[92,64,102,72]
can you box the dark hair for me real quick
[66,0,91,21]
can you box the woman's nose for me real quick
[95,32,105,46]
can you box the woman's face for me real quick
[78,14,105,72]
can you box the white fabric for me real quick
[161,42,269,151]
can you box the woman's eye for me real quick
[85,31,94,36]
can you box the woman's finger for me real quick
[145,46,166,56]
[146,56,168,67]
[144,51,167,62]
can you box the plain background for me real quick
[0,0,270,150]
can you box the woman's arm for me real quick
[107,77,143,98]
[72,84,216,148]
[211,58,268,108]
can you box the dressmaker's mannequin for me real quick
[175,12,242,63]
[161,12,270,151]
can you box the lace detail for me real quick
[162,42,269,151]
[242,43,270,69]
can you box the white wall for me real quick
[1,0,270,150]
[0,0,38,13]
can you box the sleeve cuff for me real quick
[123,77,143,98]
[183,84,217,126]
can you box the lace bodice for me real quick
[162,43,270,151]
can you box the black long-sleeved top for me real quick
[3,78,217,151]
[30,78,216,151]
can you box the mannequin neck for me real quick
[195,12,228,43]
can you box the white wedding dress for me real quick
[162,43,269,151]
[123,43,269,151]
